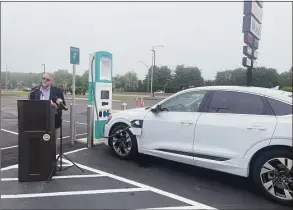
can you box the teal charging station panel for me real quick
[88,51,113,140]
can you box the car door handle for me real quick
[180,121,193,125]
[246,126,267,131]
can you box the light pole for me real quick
[5,61,18,90]
[5,64,8,90]
[42,64,46,73]
[139,61,150,93]
[150,45,163,97]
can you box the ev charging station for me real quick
[88,51,113,141]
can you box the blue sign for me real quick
[70,47,80,65]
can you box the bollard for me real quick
[87,105,94,148]
[121,103,127,110]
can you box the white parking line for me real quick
[1,148,215,209]
[61,159,216,209]
[1,188,147,199]
[0,129,87,151]
[1,129,18,135]
[140,206,199,210]
[1,174,105,181]
[63,120,87,125]
[1,147,88,171]
[1,145,18,150]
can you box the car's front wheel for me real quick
[108,124,138,160]
[251,148,293,206]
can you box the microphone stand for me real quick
[47,105,84,183]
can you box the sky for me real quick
[1,1,292,80]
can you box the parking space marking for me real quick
[1,174,105,181]
[1,145,18,150]
[141,206,201,210]
[61,159,216,209]
[63,120,87,126]
[0,130,87,151]
[1,129,18,135]
[1,188,148,199]
[1,147,88,172]
[1,147,215,209]
[1,164,18,171]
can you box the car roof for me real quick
[184,86,292,104]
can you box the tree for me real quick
[279,67,292,87]
[123,71,139,92]
[252,67,280,88]
[152,66,173,92]
[204,79,216,86]
[173,65,204,91]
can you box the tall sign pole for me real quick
[242,0,263,86]
[70,46,80,145]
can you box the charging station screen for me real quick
[100,57,111,81]
[101,90,109,99]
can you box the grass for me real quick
[1,90,138,101]
[1,90,29,96]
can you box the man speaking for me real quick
[29,72,66,154]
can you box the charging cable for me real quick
[90,56,136,139]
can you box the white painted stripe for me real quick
[1,174,105,181]
[139,206,200,210]
[1,145,18,150]
[61,159,216,209]
[0,133,87,151]
[1,147,88,171]
[63,120,87,126]
[1,129,18,135]
[62,147,87,155]
[1,164,18,171]
[0,128,86,138]
[1,188,147,199]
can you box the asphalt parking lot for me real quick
[1,95,291,209]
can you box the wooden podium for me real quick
[17,100,57,182]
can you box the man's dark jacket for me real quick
[28,85,66,129]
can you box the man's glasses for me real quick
[42,77,51,82]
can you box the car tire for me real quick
[251,148,293,206]
[108,124,138,160]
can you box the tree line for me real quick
[113,65,292,93]
[1,65,292,94]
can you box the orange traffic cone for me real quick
[140,97,144,107]
[135,97,139,106]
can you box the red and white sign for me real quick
[244,1,263,23]
[251,1,263,23]
[243,15,262,40]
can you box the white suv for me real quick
[104,86,293,206]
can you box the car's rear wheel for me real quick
[108,124,138,160]
[251,148,293,206]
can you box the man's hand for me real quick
[50,100,57,107]
[56,98,63,104]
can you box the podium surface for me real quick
[17,100,56,182]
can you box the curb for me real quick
[75,137,106,145]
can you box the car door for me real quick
[193,90,277,171]
[140,90,209,165]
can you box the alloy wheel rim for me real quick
[112,129,132,156]
[260,157,293,200]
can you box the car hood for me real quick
[111,107,150,121]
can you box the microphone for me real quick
[55,97,68,111]
[28,85,41,99]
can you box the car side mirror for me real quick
[151,105,161,113]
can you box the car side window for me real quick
[208,91,265,115]
[266,97,292,116]
[160,90,207,112]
